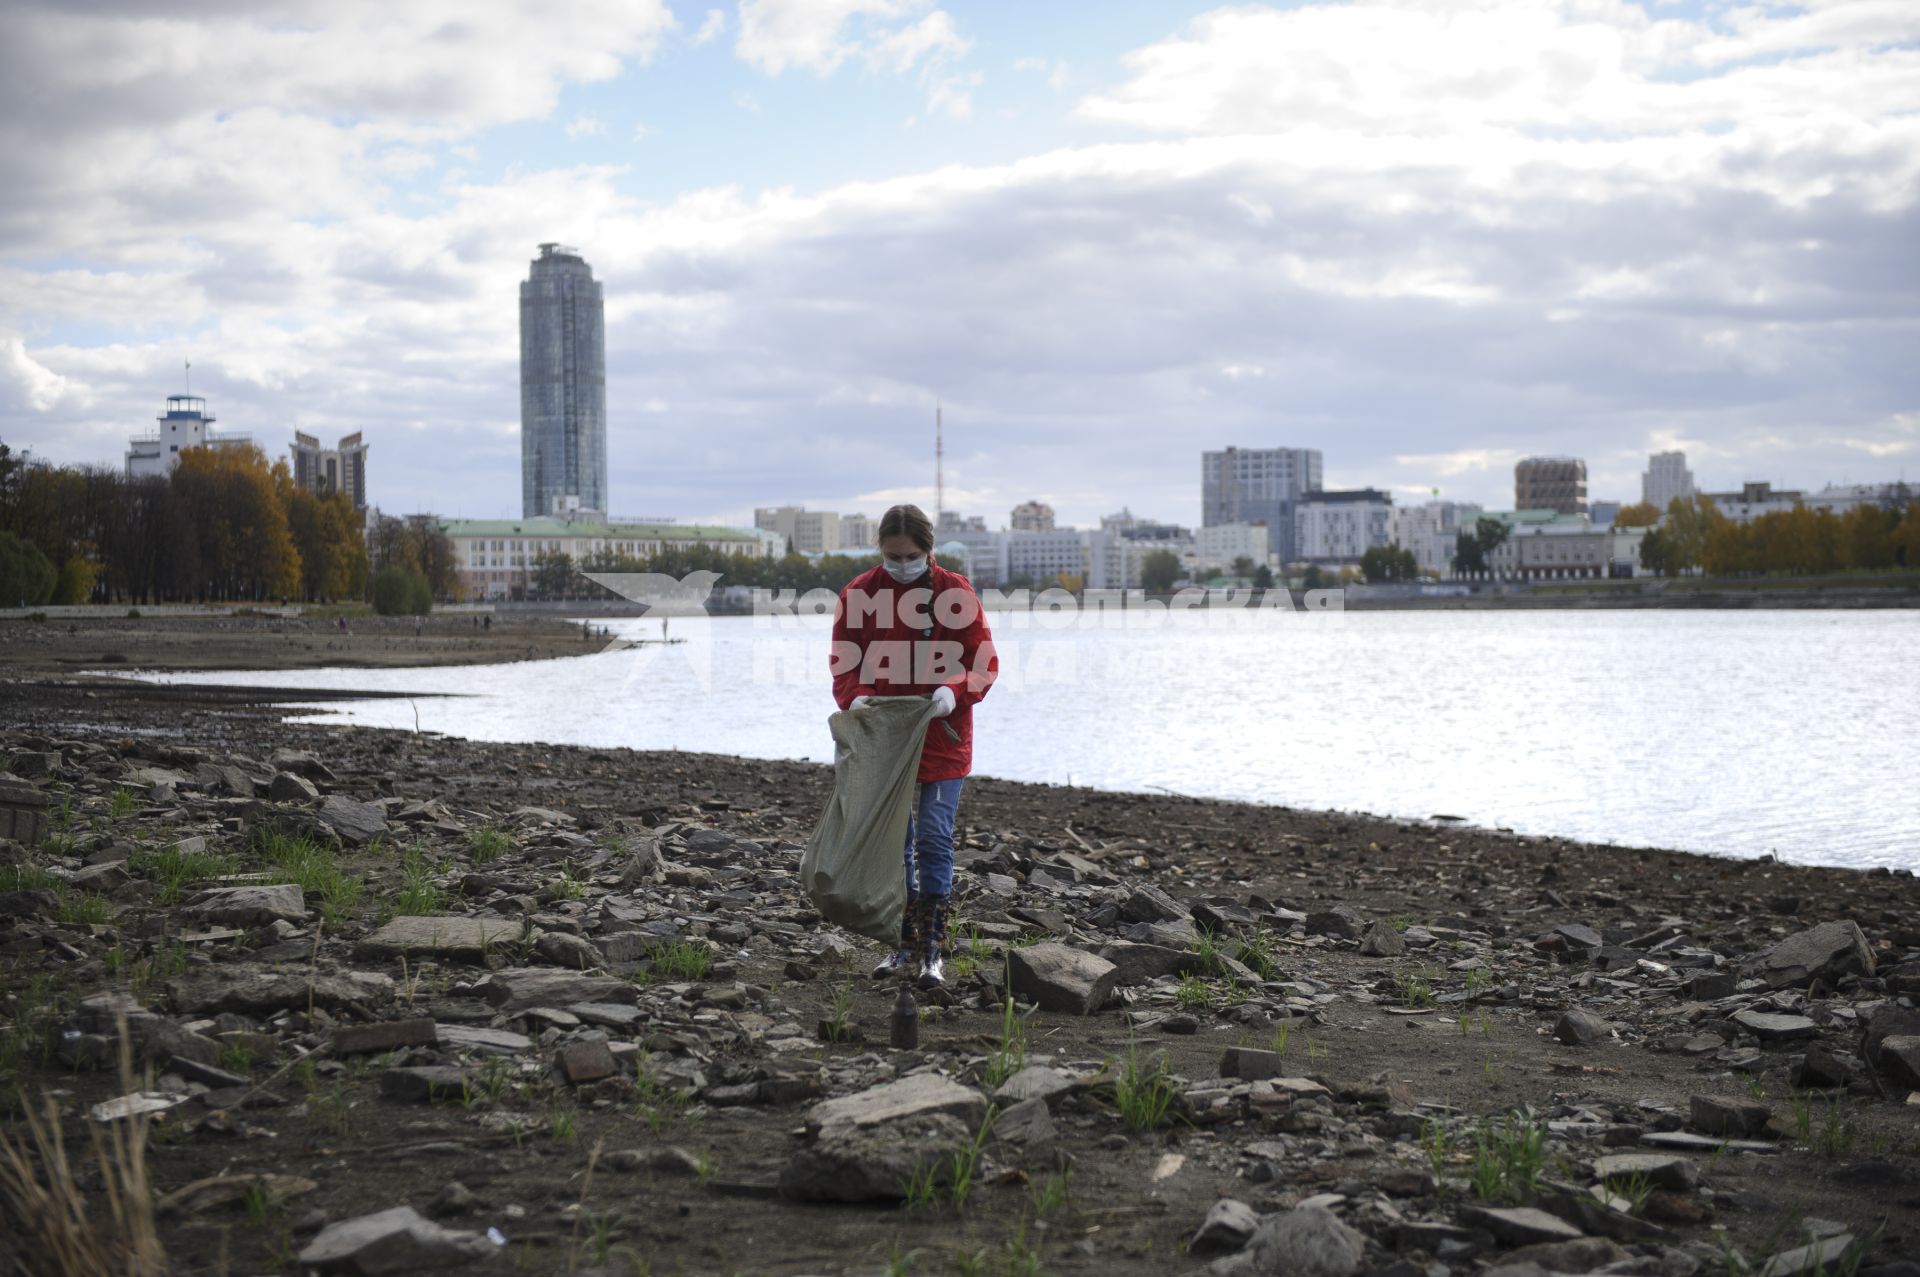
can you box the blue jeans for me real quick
[903,778,965,900]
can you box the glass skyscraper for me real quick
[520,243,607,519]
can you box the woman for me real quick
[830,503,998,988]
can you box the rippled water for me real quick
[126,608,1920,870]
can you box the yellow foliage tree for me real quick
[171,445,301,600]
[1612,502,1660,528]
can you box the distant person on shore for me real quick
[830,503,998,989]
[484,614,491,631]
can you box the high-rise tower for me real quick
[520,243,607,519]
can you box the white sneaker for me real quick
[915,953,946,990]
[871,948,914,979]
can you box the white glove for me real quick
[850,695,872,711]
[930,686,956,717]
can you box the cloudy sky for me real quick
[2,0,1916,529]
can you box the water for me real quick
[123,608,1920,870]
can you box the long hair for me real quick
[877,504,935,553]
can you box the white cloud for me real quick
[693,8,728,45]
[735,0,967,76]
[565,114,608,140]
[2,1,1916,523]
[1,335,91,413]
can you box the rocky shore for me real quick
[0,608,599,676]
[2,675,1918,1277]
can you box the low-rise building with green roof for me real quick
[441,516,775,601]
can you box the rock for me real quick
[1733,1010,1819,1041]
[1690,1095,1772,1137]
[1593,1153,1699,1191]
[158,1172,319,1217]
[1097,940,1189,986]
[435,1025,533,1055]
[991,1096,1055,1147]
[1878,1035,1920,1089]
[534,931,604,969]
[1554,1008,1610,1046]
[168,966,392,1016]
[807,1072,988,1138]
[1793,1044,1856,1089]
[556,1039,617,1084]
[1305,906,1368,940]
[479,970,638,1012]
[1758,921,1874,989]
[1358,920,1406,957]
[1005,943,1118,1015]
[1640,1131,1776,1154]
[268,772,320,802]
[992,1065,1073,1107]
[1244,1203,1368,1276]
[1191,1198,1260,1255]
[332,1019,438,1056]
[0,888,58,917]
[317,795,388,847]
[1459,1205,1586,1246]
[296,1205,497,1272]
[428,1181,477,1218]
[378,1067,473,1103]
[0,780,52,847]
[1496,1237,1628,1272]
[1757,1234,1859,1277]
[188,884,306,927]
[270,749,338,784]
[1551,922,1604,951]
[780,1112,975,1202]
[1219,1046,1288,1080]
[606,1146,703,1175]
[1120,885,1190,923]
[63,994,222,1068]
[1689,972,1737,1000]
[358,915,520,961]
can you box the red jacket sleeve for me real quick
[830,580,878,711]
[944,577,997,711]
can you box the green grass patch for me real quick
[1112,1041,1179,1132]
[983,995,1031,1089]
[386,844,444,917]
[1471,1111,1547,1204]
[468,823,511,863]
[128,844,238,905]
[254,830,365,928]
[647,939,711,981]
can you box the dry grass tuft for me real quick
[0,1019,167,1277]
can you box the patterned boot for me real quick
[871,891,921,979]
[916,895,951,990]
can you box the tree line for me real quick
[0,440,456,607]
[1635,494,1920,578]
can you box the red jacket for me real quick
[830,560,998,783]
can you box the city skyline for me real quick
[1,1,1915,528]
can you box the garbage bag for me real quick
[800,695,943,945]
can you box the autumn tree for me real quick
[169,445,301,600]
[1612,502,1660,528]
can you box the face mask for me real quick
[883,554,928,583]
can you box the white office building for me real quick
[126,395,253,480]
[1295,489,1394,565]
[748,503,840,553]
[1194,523,1270,574]
[1388,500,1483,575]
[1643,451,1695,512]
